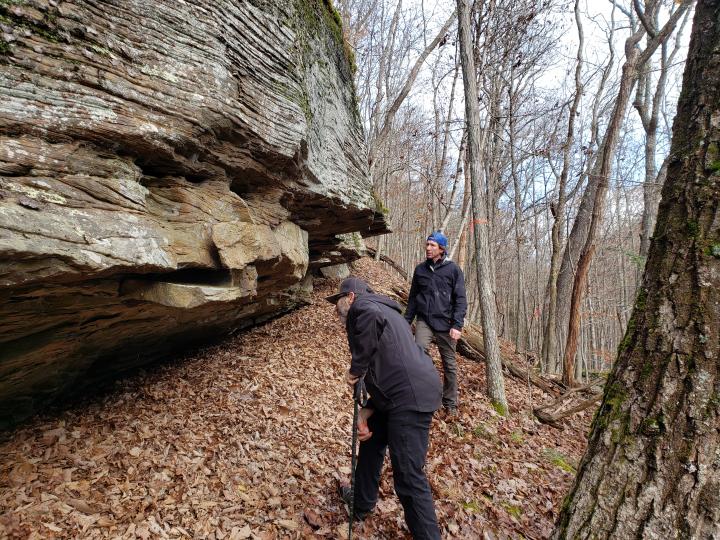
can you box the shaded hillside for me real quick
[0,258,591,539]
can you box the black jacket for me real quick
[405,256,467,332]
[346,293,442,413]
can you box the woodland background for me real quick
[337,0,692,383]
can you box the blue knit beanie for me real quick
[427,231,448,249]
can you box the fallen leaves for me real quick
[0,258,592,539]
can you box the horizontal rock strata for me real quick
[0,0,387,425]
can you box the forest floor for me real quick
[0,258,592,539]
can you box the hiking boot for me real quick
[338,485,370,521]
[444,406,459,418]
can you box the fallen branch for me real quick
[533,392,603,428]
[457,329,560,396]
[365,247,409,280]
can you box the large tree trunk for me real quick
[553,1,720,537]
[456,0,508,414]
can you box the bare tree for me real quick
[541,0,585,373]
[368,8,457,169]
[457,0,508,414]
[560,0,693,386]
[634,7,691,259]
[341,0,692,389]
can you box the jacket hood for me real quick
[354,292,403,314]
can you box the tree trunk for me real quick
[509,66,524,351]
[559,51,637,383]
[553,1,720,536]
[637,7,691,260]
[456,0,508,414]
[541,0,584,373]
[562,244,594,387]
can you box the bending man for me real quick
[327,277,442,540]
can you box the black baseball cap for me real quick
[325,276,374,304]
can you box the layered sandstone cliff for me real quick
[0,0,386,425]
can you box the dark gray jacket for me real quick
[405,256,467,332]
[346,293,442,413]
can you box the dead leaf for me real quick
[277,405,291,416]
[303,508,324,528]
[42,427,66,445]
[8,462,37,485]
[277,519,298,530]
[66,498,96,514]
[228,525,252,540]
[96,516,115,527]
[336,523,350,539]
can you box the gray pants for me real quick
[414,319,458,409]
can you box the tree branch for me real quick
[370,9,458,164]
[637,0,693,67]
[633,0,657,38]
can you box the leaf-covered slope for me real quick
[0,258,591,539]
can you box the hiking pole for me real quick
[349,378,367,540]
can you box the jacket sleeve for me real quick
[348,303,383,377]
[451,266,467,330]
[405,269,419,324]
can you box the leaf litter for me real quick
[0,258,591,539]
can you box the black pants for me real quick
[353,409,440,540]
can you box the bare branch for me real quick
[370,9,458,165]
[633,0,657,38]
[637,0,693,66]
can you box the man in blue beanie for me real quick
[405,231,467,417]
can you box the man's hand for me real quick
[449,328,462,341]
[345,370,359,386]
[357,407,374,441]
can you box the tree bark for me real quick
[456,0,508,414]
[553,1,720,536]
[562,244,595,387]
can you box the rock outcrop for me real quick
[0,0,386,426]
